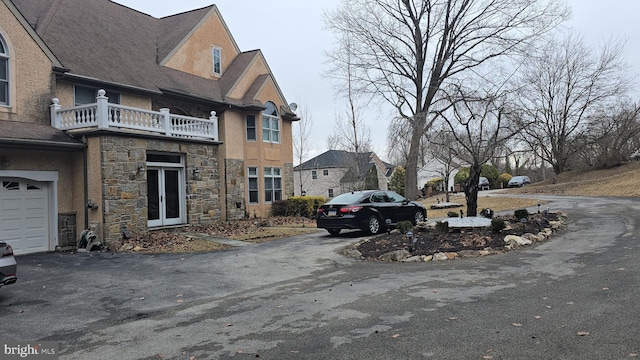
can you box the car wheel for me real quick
[327,228,341,236]
[366,216,381,235]
[413,210,425,225]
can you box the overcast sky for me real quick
[114,0,640,162]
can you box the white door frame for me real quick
[0,170,58,252]
[146,163,186,228]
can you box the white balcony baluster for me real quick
[51,90,218,141]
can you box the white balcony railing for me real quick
[50,90,218,141]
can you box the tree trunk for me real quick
[465,164,482,217]
[404,113,426,200]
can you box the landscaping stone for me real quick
[458,250,479,258]
[404,256,423,263]
[522,233,541,242]
[379,250,411,262]
[434,252,449,261]
[421,255,433,262]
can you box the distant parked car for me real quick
[316,190,427,235]
[508,175,531,187]
[478,177,490,191]
[0,241,17,288]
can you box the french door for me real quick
[147,167,185,227]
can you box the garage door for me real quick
[0,178,50,255]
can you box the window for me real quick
[323,169,329,176]
[212,47,221,75]
[74,85,120,105]
[248,167,258,204]
[328,188,334,198]
[262,102,280,143]
[2,181,19,191]
[264,167,282,203]
[0,34,9,106]
[246,115,256,141]
[311,170,317,180]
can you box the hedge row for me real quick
[271,196,326,218]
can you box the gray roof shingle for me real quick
[295,150,395,177]
[8,0,271,109]
[0,119,84,148]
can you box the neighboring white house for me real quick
[293,150,395,198]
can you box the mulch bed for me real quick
[351,212,563,260]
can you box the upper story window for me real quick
[323,169,329,176]
[311,170,317,180]
[212,47,222,75]
[74,85,120,105]
[246,115,256,141]
[0,34,9,106]
[262,102,280,143]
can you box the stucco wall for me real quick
[0,3,54,123]
[227,55,267,99]
[55,81,152,110]
[163,8,239,79]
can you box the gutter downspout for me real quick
[83,136,89,230]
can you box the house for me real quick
[0,0,298,254]
[293,150,395,198]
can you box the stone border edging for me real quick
[343,211,568,262]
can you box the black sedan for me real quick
[316,190,427,235]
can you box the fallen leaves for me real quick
[117,216,314,253]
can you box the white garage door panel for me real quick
[1,198,22,212]
[0,179,50,255]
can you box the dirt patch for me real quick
[348,212,565,261]
[117,217,317,254]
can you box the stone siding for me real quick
[225,158,246,220]
[284,162,294,198]
[99,135,221,246]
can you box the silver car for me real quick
[0,241,17,288]
[508,175,531,187]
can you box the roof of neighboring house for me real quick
[0,120,84,149]
[7,0,294,115]
[295,150,395,176]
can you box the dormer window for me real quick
[212,47,222,75]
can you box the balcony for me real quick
[50,90,218,141]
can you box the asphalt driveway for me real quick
[1,195,639,359]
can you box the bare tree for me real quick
[515,31,632,174]
[427,128,461,202]
[325,0,568,199]
[326,34,372,154]
[293,103,314,196]
[577,101,640,168]
[435,87,523,216]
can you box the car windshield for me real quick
[326,192,369,204]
